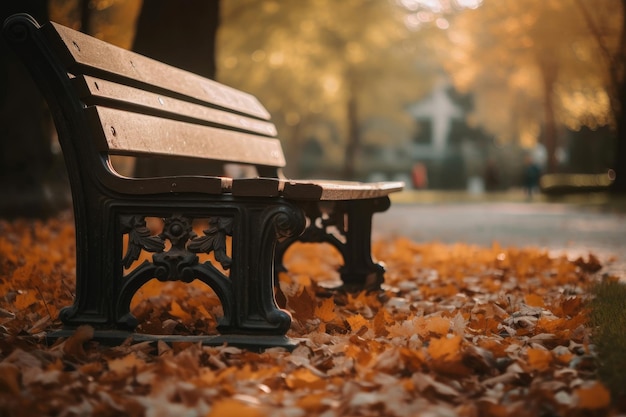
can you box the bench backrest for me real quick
[43,21,286,174]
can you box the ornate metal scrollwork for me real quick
[299,201,348,247]
[188,217,233,270]
[153,215,198,282]
[120,213,234,280]
[117,213,237,331]
[121,215,165,269]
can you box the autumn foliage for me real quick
[0,214,620,416]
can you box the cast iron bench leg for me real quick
[339,197,390,290]
[276,196,390,291]
[226,202,305,336]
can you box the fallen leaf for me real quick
[575,382,611,409]
[346,314,369,333]
[63,325,94,358]
[526,348,552,372]
[315,297,336,323]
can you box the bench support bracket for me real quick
[51,197,305,351]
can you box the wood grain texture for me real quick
[87,106,286,168]
[73,76,278,137]
[44,22,271,120]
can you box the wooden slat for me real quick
[282,179,405,200]
[44,22,271,120]
[232,178,404,200]
[73,75,278,137]
[87,106,286,168]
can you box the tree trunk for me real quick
[538,55,559,174]
[80,0,92,34]
[610,0,626,194]
[132,0,221,177]
[543,76,558,174]
[611,78,626,193]
[0,0,66,218]
[343,80,360,180]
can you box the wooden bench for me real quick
[2,14,403,350]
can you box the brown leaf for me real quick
[107,352,146,376]
[0,363,20,395]
[62,325,94,358]
[287,286,316,322]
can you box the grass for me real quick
[589,278,626,406]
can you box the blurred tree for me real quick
[132,0,219,79]
[218,0,440,179]
[0,0,59,218]
[575,0,626,192]
[437,0,623,180]
[131,0,221,177]
[49,0,141,49]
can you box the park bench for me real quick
[2,14,403,350]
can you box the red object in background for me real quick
[412,163,428,189]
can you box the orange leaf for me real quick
[426,316,450,336]
[575,382,611,409]
[388,318,419,338]
[526,348,552,372]
[107,352,146,375]
[285,368,326,390]
[11,264,35,283]
[346,314,369,332]
[169,300,192,321]
[428,335,471,376]
[14,290,38,310]
[372,308,390,336]
[400,348,426,373]
[206,398,265,417]
[428,335,462,361]
[314,298,336,323]
[297,393,330,413]
[524,293,545,308]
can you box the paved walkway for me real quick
[373,191,626,279]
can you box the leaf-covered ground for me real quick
[0,213,622,416]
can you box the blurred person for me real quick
[484,159,499,191]
[522,155,541,200]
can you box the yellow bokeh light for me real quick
[520,122,540,148]
[223,56,238,69]
[322,75,341,97]
[251,50,266,62]
[269,51,285,67]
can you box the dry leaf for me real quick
[63,325,94,358]
[575,382,611,409]
[315,297,336,323]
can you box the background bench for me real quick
[2,14,403,350]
